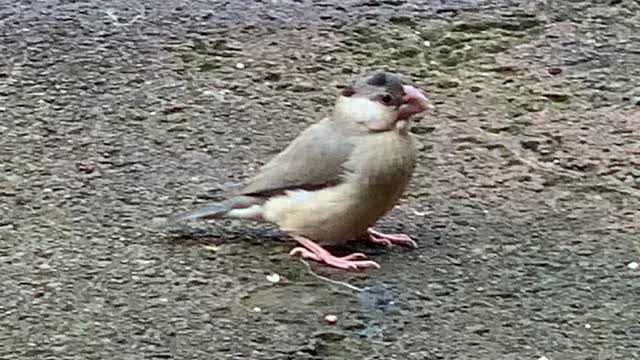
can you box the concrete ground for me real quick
[1,0,639,359]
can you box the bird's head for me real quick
[333,71,430,132]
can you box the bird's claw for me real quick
[367,228,418,248]
[290,247,380,270]
[289,234,381,271]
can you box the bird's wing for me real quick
[240,118,355,197]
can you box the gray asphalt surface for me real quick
[1,1,639,359]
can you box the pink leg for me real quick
[367,228,418,248]
[289,235,380,271]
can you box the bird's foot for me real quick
[366,228,418,248]
[289,235,380,271]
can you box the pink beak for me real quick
[399,85,430,120]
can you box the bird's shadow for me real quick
[163,223,286,248]
[162,223,421,257]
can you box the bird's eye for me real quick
[380,94,393,105]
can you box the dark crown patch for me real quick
[366,72,388,87]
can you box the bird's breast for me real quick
[346,131,417,194]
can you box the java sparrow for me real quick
[168,71,430,270]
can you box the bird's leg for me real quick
[289,235,380,270]
[366,228,418,248]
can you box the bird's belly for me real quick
[262,185,401,245]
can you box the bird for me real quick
[167,71,430,271]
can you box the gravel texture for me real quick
[1,0,639,359]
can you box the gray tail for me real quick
[165,195,262,224]
[167,203,231,223]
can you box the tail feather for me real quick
[167,203,231,223]
[166,195,264,224]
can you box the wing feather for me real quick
[240,118,354,197]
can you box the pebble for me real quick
[46,282,62,289]
[436,78,460,89]
[627,261,638,270]
[266,273,280,283]
[203,245,219,252]
[548,67,562,75]
[236,62,245,69]
[324,314,337,324]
